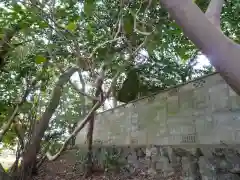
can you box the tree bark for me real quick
[85,87,102,176]
[0,86,32,142]
[160,0,240,95]
[20,67,78,179]
[205,0,224,28]
[111,81,118,108]
[85,66,105,176]
[0,24,21,69]
[45,71,120,161]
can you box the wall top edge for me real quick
[96,72,219,116]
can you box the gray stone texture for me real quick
[76,73,240,146]
[75,73,240,179]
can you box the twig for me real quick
[133,36,148,54]
[69,80,99,101]
[87,37,123,59]
[55,64,99,101]
[130,0,153,36]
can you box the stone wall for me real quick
[37,145,240,180]
[76,73,240,146]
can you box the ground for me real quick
[32,147,179,180]
[32,145,240,180]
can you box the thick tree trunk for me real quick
[160,0,240,95]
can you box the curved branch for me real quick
[22,67,78,169]
[131,0,154,36]
[46,101,100,161]
[46,71,120,161]
[0,105,19,142]
[160,0,240,95]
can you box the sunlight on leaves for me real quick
[35,55,47,64]
[65,22,77,32]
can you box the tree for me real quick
[160,0,240,94]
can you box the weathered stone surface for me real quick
[33,145,240,180]
[76,73,240,146]
[72,73,240,179]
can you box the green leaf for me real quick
[12,3,22,12]
[38,21,49,29]
[0,34,4,40]
[65,22,77,32]
[35,55,47,64]
[84,0,95,16]
[123,15,134,35]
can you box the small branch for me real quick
[133,36,148,54]
[88,37,123,59]
[130,0,153,36]
[56,65,99,101]
[133,14,152,36]
[69,80,99,101]
[205,0,225,28]
[46,101,100,161]
[0,105,19,142]
[0,24,21,68]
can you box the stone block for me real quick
[167,96,179,116]
[229,88,240,111]
[195,115,214,136]
[193,87,209,109]
[209,83,229,111]
[179,90,194,110]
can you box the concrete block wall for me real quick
[75,73,240,146]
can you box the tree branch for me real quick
[205,0,225,28]
[0,105,19,142]
[22,67,78,168]
[46,71,120,161]
[0,24,21,68]
[56,65,99,101]
[160,0,240,96]
[69,80,99,101]
[13,120,25,150]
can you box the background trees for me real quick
[0,0,239,179]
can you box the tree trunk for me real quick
[85,86,102,176]
[160,0,240,95]
[68,71,87,147]
[111,82,118,108]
